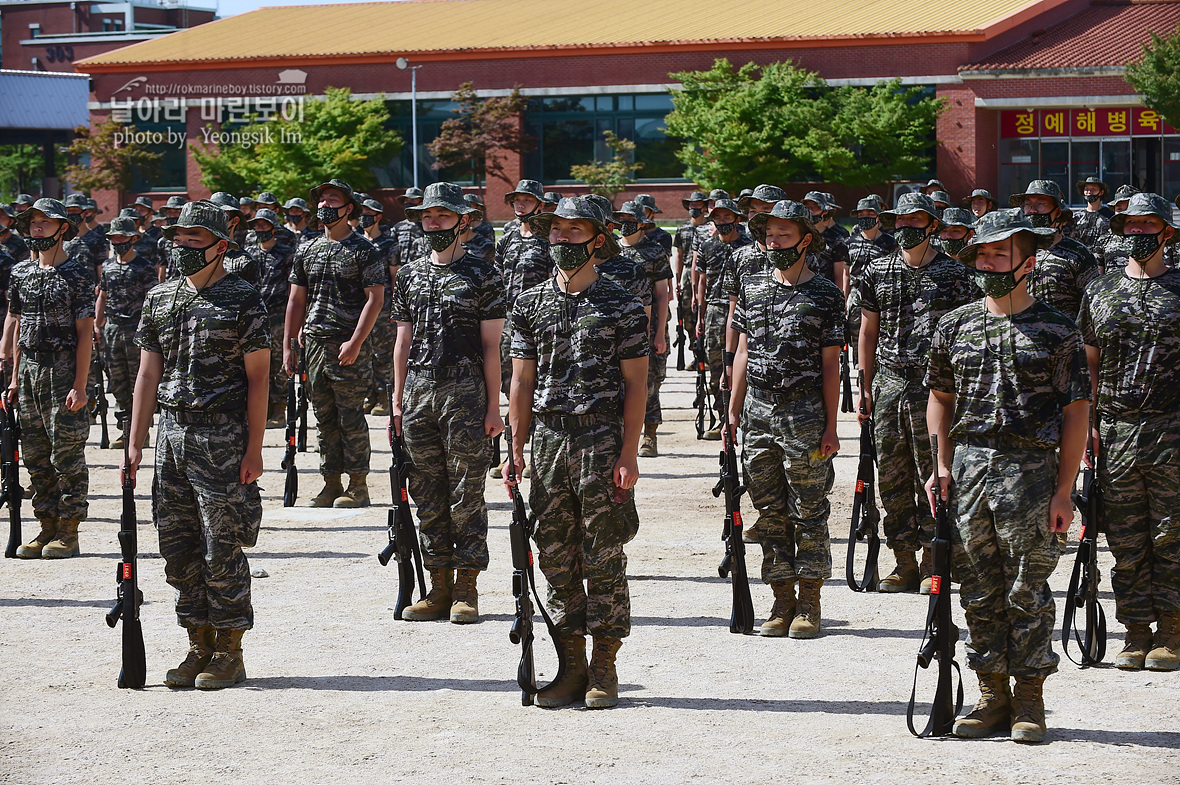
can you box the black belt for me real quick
[407,365,482,379]
[21,348,73,363]
[162,408,245,425]
[748,385,806,405]
[877,365,927,384]
[535,411,617,431]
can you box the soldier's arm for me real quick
[820,344,841,457]
[480,318,505,437]
[654,278,671,351]
[95,288,107,330]
[1053,399,1090,533]
[858,309,880,411]
[340,285,383,365]
[391,320,411,436]
[925,388,955,511]
[283,284,308,374]
[507,357,536,482]
[617,355,648,491]
[728,332,748,428]
[241,347,269,485]
[127,349,163,475]
[0,312,16,368]
[66,318,94,412]
[1085,345,1100,458]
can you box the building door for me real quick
[1133,137,1161,193]
[1102,140,1132,192]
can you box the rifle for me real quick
[105,422,146,689]
[93,343,110,449]
[674,309,686,372]
[839,346,854,414]
[1,399,22,559]
[281,343,299,507]
[692,334,715,440]
[377,404,427,620]
[846,372,881,592]
[505,424,565,705]
[296,342,308,452]
[711,387,755,634]
[1061,425,1106,666]
[907,434,962,737]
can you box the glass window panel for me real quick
[634,94,673,112]
[633,117,681,181]
[596,96,613,112]
[129,122,186,191]
[543,118,594,182]
[1131,138,1161,193]
[1101,140,1132,191]
[1040,141,1070,200]
[999,138,1039,203]
[618,95,634,111]
[1070,141,1100,207]
[1163,137,1180,205]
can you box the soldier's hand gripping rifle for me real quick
[377,407,427,620]
[105,422,146,689]
[839,346,854,414]
[281,340,299,508]
[93,343,110,449]
[692,333,715,440]
[907,435,963,737]
[846,372,881,592]
[1062,424,1106,666]
[296,341,308,452]
[505,425,565,705]
[711,387,755,634]
[674,308,686,372]
[1,399,23,559]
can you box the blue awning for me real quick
[0,70,89,131]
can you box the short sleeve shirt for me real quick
[496,231,551,311]
[99,256,158,326]
[725,243,767,298]
[846,229,898,291]
[222,249,259,288]
[251,240,296,322]
[9,256,96,351]
[290,232,386,341]
[1026,237,1100,321]
[698,233,754,306]
[625,235,674,287]
[597,254,651,308]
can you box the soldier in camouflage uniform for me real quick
[390,182,505,625]
[729,200,842,639]
[5,199,93,560]
[358,198,399,416]
[508,196,648,709]
[1011,180,1100,321]
[1093,185,1140,275]
[128,199,269,690]
[541,191,561,214]
[802,192,850,290]
[939,208,976,261]
[845,196,897,363]
[393,187,428,267]
[0,204,29,264]
[71,194,110,276]
[962,189,998,219]
[206,193,259,288]
[62,195,97,283]
[246,209,296,425]
[460,194,495,264]
[673,191,708,345]
[286,179,385,508]
[1072,177,1113,252]
[861,194,979,594]
[282,198,316,247]
[1078,193,1180,672]
[96,216,158,443]
[635,194,673,255]
[131,196,161,247]
[156,196,186,280]
[926,210,1090,743]
[920,179,948,197]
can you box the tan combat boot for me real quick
[789,578,823,639]
[585,637,623,709]
[41,519,80,559]
[402,567,454,621]
[489,459,506,479]
[334,474,370,508]
[638,423,657,458]
[16,518,57,559]
[759,580,796,637]
[536,634,588,708]
[164,626,216,688]
[309,474,344,508]
[450,568,480,624]
[195,629,246,690]
[1010,676,1047,743]
[919,546,934,595]
[1146,613,1180,672]
[953,672,1011,738]
[369,397,388,417]
[1114,624,1155,670]
[878,549,920,593]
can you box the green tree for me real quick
[427,82,533,197]
[193,87,402,198]
[0,144,49,199]
[63,117,161,193]
[1126,23,1180,128]
[569,131,644,205]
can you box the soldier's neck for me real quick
[861,225,880,240]
[518,221,534,238]
[325,221,352,242]
[620,233,644,247]
[261,238,277,250]
[37,246,67,267]
[1125,255,1168,279]
[118,251,138,263]
[556,265,597,295]
[901,243,934,268]
[985,284,1034,316]
[1086,202,1103,213]
[363,225,381,240]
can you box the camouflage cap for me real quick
[923,178,947,192]
[461,194,485,223]
[86,196,100,212]
[239,196,256,208]
[681,190,709,209]
[107,216,139,237]
[119,207,140,219]
[940,207,976,228]
[1008,179,1065,209]
[283,197,309,212]
[541,191,562,205]
[209,191,243,218]
[802,190,831,210]
[739,184,787,210]
[256,191,279,205]
[15,197,78,240]
[822,192,842,210]
[528,196,620,258]
[165,195,187,209]
[251,208,280,228]
[707,188,730,202]
[64,193,88,210]
[1110,193,1179,242]
[706,199,743,223]
[748,200,825,254]
[737,188,754,200]
[14,193,33,205]
[395,186,424,205]
[151,212,168,223]
[1112,184,1140,207]
[464,193,485,208]
[404,182,476,223]
[504,179,545,205]
[854,197,882,214]
[635,193,661,214]
[162,200,238,248]
[583,194,614,221]
[0,204,14,218]
[133,196,154,210]
[361,198,386,215]
[1075,176,1108,198]
[957,208,1054,268]
[960,189,997,209]
[309,179,363,219]
[929,190,952,207]
[879,192,943,231]
[612,200,654,228]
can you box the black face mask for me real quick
[619,221,639,237]
[714,222,736,237]
[165,216,179,226]
[111,239,135,257]
[942,237,968,257]
[767,239,808,270]
[1084,193,1102,204]
[359,215,377,228]
[856,216,878,231]
[1129,230,1166,262]
[550,238,597,272]
[24,225,63,252]
[1027,211,1056,229]
[688,208,703,219]
[895,224,931,250]
[254,230,274,243]
[289,213,305,225]
[171,241,220,277]
[424,225,459,252]
[318,205,345,226]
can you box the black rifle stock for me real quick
[281,343,299,507]
[674,310,686,372]
[711,387,755,634]
[106,423,146,689]
[692,333,715,440]
[378,412,427,620]
[839,346,854,414]
[94,345,110,449]
[1062,432,1107,666]
[846,375,881,592]
[296,342,308,452]
[907,434,963,737]
[1,400,23,558]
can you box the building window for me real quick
[128,122,187,191]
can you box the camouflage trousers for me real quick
[872,369,935,553]
[845,291,862,364]
[742,390,834,583]
[645,318,668,425]
[154,413,261,630]
[951,443,1061,679]
[18,352,89,523]
[678,269,697,343]
[402,367,493,572]
[305,335,373,477]
[499,310,514,398]
[702,302,728,418]
[369,310,396,396]
[102,322,140,427]
[530,414,640,639]
[267,319,286,410]
[1099,413,1180,626]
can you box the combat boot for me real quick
[310,474,344,508]
[702,426,722,441]
[334,474,370,508]
[742,522,760,544]
[585,637,622,709]
[489,459,506,479]
[536,634,588,708]
[1010,676,1047,743]
[878,549,919,593]
[164,626,216,688]
[450,568,480,624]
[15,518,57,559]
[1146,613,1180,672]
[638,424,658,457]
[919,546,934,595]
[1114,624,1154,670]
[402,567,453,621]
[194,629,246,690]
[370,397,388,416]
[41,519,80,559]
[953,672,1011,738]
[110,434,125,450]
[789,578,823,639]
[759,580,796,637]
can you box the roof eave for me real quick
[960,64,1128,78]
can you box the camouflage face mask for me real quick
[550,237,596,271]
[424,225,459,252]
[171,240,220,277]
[254,229,274,243]
[688,208,703,219]
[317,205,345,225]
[618,221,639,237]
[110,239,135,257]
[856,216,878,231]
[1084,193,1102,204]
[1129,230,1165,262]
[894,224,931,250]
[766,238,807,270]
[24,225,64,252]
[1026,211,1055,229]
[942,237,968,258]
[359,215,377,228]
[714,221,737,237]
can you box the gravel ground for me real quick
[2,365,1178,785]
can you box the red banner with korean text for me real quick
[1000,108,1177,138]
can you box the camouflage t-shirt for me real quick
[1026,237,1100,321]
[462,230,495,265]
[1072,210,1110,251]
[474,220,495,244]
[624,235,674,287]
[290,232,386,341]
[925,299,1091,450]
[673,221,700,258]
[496,231,551,311]
[732,269,845,397]
[99,256,158,326]
[859,251,980,376]
[647,225,673,255]
[390,252,506,370]
[365,231,400,316]
[810,225,849,285]
[510,275,649,416]
[223,249,259,288]
[250,239,296,323]
[80,226,109,265]
[393,219,428,267]
[846,229,898,293]
[9,256,96,352]
[1078,267,1180,419]
[698,233,754,306]
[724,243,767,298]
[63,237,96,282]
[134,235,162,271]
[1,232,30,265]
[597,253,651,308]
[136,273,270,414]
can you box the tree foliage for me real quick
[0,144,50,199]
[665,59,945,191]
[193,87,402,198]
[570,131,644,205]
[64,117,161,193]
[1126,23,1180,128]
[427,82,533,195]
